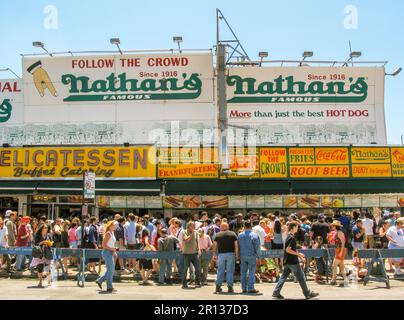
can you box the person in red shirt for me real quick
[15,216,31,271]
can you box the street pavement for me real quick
[0,277,403,300]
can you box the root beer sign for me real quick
[0,146,156,179]
[289,147,350,178]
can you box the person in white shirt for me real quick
[386,218,404,275]
[362,213,375,248]
[252,220,269,247]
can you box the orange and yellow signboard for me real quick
[0,146,156,179]
[391,147,404,177]
[227,147,259,179]
[259,148,288,178]
[158,164,219,179]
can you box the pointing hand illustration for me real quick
[27,60,58,97]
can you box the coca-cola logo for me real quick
[316,149,347,162]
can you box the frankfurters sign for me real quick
[22,53,213,105]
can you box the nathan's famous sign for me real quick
[226,67,382,104]
[22,53,213,105]
[226,67,386,144]
[0,79,23,124]
[0,146,156,179]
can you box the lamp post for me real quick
[32,41,52,56]
[173,36,183,53]
[258,51,268,66]
[344,51,361,67]
[299,51,313,66]
[110,38,122,54]
[385,67,402,77]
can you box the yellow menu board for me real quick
[259,147,287,178]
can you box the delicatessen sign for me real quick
[0,146,156,179]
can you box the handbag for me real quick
[32,245,43,259]
[43,246,53,260]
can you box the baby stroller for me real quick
[257,258,280,283]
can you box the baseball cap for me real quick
[5,210,12,218]
[318,213,325,220]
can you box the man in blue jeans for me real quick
[272,221,319,300]
[213,222,238,294]
[238,220,261,294]
[158,228,180,285]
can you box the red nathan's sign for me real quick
[0,81,21,93]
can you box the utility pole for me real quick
[217,43,229,173]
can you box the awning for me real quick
[0,180,161,195]
[165,180,291,195]
[1,178,403,196]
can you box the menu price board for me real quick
[126,196,145,208]
[380,195,398,207]
[265,195,283,208]
[362,195,380,208]
[247,195,265,208]
[145,196,163,208]
[109,196,127,208]
[344,195,362,208]
[229,196,246,208]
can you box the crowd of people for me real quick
[0,207,403,297]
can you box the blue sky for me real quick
[1,0,403,143]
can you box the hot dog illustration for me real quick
[27,61,58,97]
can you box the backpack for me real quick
[296,226,306,243]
